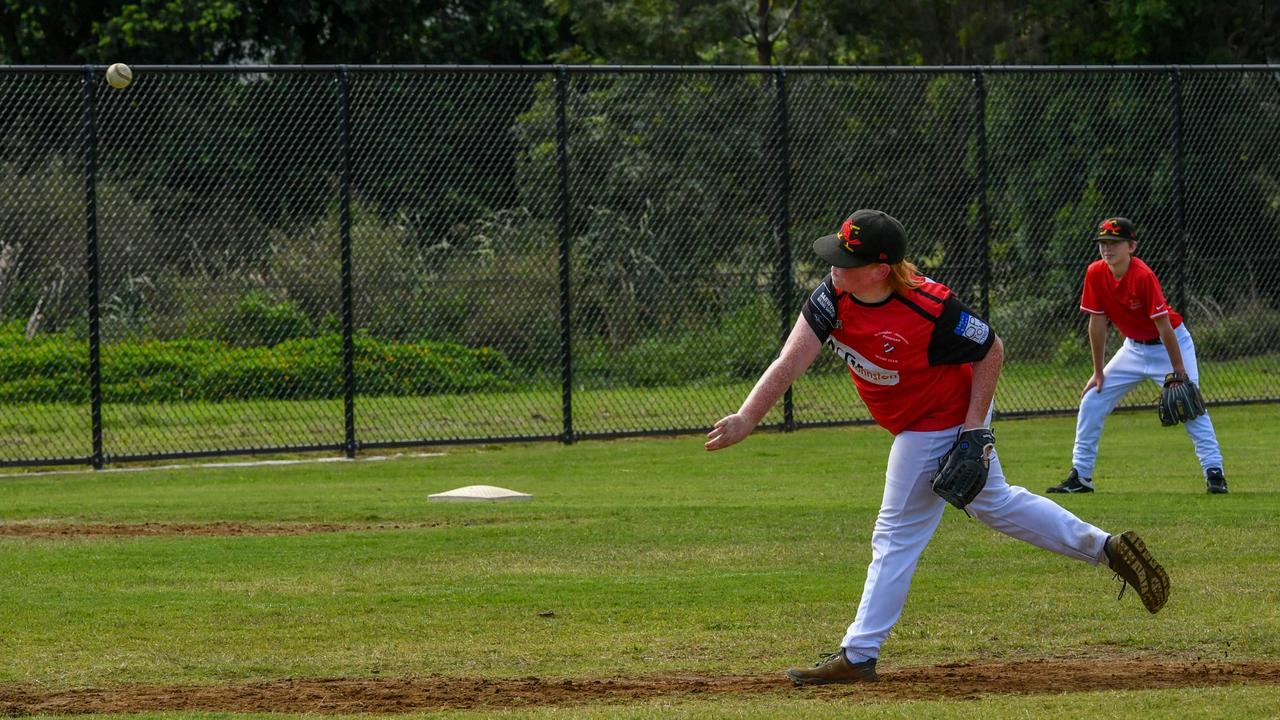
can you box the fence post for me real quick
[555,67,575,444]
[337,66,357,458]
[1169,68,1188,317]
[773,68,794,431]
[81,66,104,469]
[973,69,992,319]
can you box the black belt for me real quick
[1134,337,1162,345]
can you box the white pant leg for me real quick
[968,451,1110,562]
[840,429,953,660]
[842,426,1113,660]
[1072,342,1148,478]
[1165,326,1225,472]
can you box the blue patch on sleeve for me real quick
[953,311,991,344]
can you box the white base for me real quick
[429,485,533,502]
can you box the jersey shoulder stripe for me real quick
[895,282,950,320]
[913,286,947,305]
[892,294,937,323]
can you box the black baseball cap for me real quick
[1096,217,1137,242]
[813,209,908,267]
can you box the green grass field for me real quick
[1,404,1279,717]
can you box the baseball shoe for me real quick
[1046,468,1094,494]
[1104,531,1170,614]
[1206,468,1228,494]
[786,650,878,685]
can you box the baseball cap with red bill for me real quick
[813,209,908,267]
[1096,217,1137,242]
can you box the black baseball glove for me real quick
[1158,372,1206,426]
[931,428,995,514]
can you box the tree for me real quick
[1,0,565,64]
[5,0,1279,66]
[1001,0,1280,64]
[1,0,249,63]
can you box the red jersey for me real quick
[1079,257,1182,341]
[801,275,996,435]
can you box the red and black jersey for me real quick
[801,274,996,435]
[1080,258,1182,341]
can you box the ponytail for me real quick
[887,260,924,294]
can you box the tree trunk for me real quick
[756,0,773,66]
[25,269,65,339]
[0,242,19,310]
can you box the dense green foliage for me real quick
[3,1,1277,65]
[0,321,515,403]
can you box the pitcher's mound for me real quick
[3,659,1280,714]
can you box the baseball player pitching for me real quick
[706,210,1169,685]
[1047,217,1227,495]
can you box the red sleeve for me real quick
[1143,267,1171,319]
[1080,264,1105,314]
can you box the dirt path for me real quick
[2,660,1277,714]
[0,521,433,538]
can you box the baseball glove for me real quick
[1158,372,1206,426]
[931,428,995,514]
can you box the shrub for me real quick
[194,338,339,402]
[990,296,1078,362]
[354,336,515,396]
[0,328,517,404]
[220,292,316,347]
[1189,297,1280,361]
[0,322,87,401]
[586,295,780,389]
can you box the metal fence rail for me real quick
[1,65,1277,468]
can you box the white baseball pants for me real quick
[840,424,1110,660]
[1072,324,1224,478]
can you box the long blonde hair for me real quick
[886,260,924,294]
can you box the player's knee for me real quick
[968,486,1012,518]
[1079,390,1108,412]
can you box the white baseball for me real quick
[106,63,133,89]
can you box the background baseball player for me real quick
[1047,217,1227,495]
[706,209,1169,685]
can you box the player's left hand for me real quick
[931,428,995,513]
[1158,373,1206,426]
[705,413,756,451]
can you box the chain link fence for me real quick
[2,65,1277,468]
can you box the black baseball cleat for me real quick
[1104,530,1170,614]
[1205,468,1228,494]
[786,650,878,685]
[1046,468,1094,494]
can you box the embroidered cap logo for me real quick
[1099,219,1132,239]
[840,218,862,252]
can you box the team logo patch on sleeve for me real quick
[954,311,990,345]
[802,281,839,339]
[810,283,836,318]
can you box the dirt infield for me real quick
[0,521,435,538]
[2,660,1278,713]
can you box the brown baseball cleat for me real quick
[786,650,878,685]
[1105,530,1170,614]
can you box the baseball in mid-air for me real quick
[106,63,133,89]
